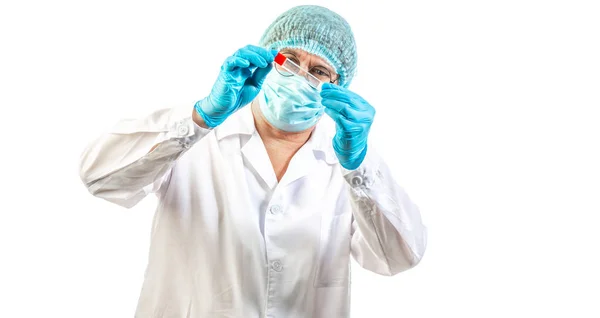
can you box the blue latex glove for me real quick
[321,83,376,170]
[195,45,277,128]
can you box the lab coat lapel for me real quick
[241,132,278,190]
[236,103,336,189]
[278,143,317,187]
[279,118,339,186]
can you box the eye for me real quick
[311,67,331,78]
[313,69,327,76]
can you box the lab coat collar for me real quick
[275,120,340,187]
[214,103,340,166]
[214,106,256,141]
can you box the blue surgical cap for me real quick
[259,5,357,88]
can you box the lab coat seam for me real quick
[264,262,271,317]
[369,209,394,275]
[154,163,175,200]
[367,185,423,271]
[84,141,184,188]
[360,189,394,276]
[83,123,196,188]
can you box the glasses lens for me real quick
[309,68,332,83]
[274,58,322,89]
[305,74,321,89]
[274,63,293,77]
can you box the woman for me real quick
[79,5,427,318]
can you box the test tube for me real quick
[274,53,322,89]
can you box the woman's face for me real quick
[277,48,339,85]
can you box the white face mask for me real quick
[259,71,324,132]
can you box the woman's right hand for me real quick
[194,45,277,128]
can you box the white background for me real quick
[1,0,599,317]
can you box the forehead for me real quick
[280,47,335,71]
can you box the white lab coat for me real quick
[79,101,427,318]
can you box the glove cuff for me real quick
[194,97,226,128]
[336,143,368,170]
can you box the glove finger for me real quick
[323,107,352,132]
[241,45,277,64]
[324,107,341,122]
[321,82,343,91]
[223,56,251,72]
[325,106,370,139]
[240,67,253,80]
[322,98,370,121]
[321,86,369,111]
[334,115,363,141]
[321,98,347,113]
[248,63,273,88]
[235,47,269,68]
[320,89,353,105]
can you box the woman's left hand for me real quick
[320,83,376,170]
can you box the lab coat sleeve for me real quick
[79,105,212,208]
[344,149,427,276]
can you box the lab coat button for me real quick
[351,176,363,186]
[177,125,189,136]
[269,205,282,215]
[272,260,283,272]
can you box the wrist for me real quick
[192,105,210,129]
[194,98,221,128]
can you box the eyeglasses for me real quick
[273,52,339,90]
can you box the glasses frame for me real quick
[273,53,338,89]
